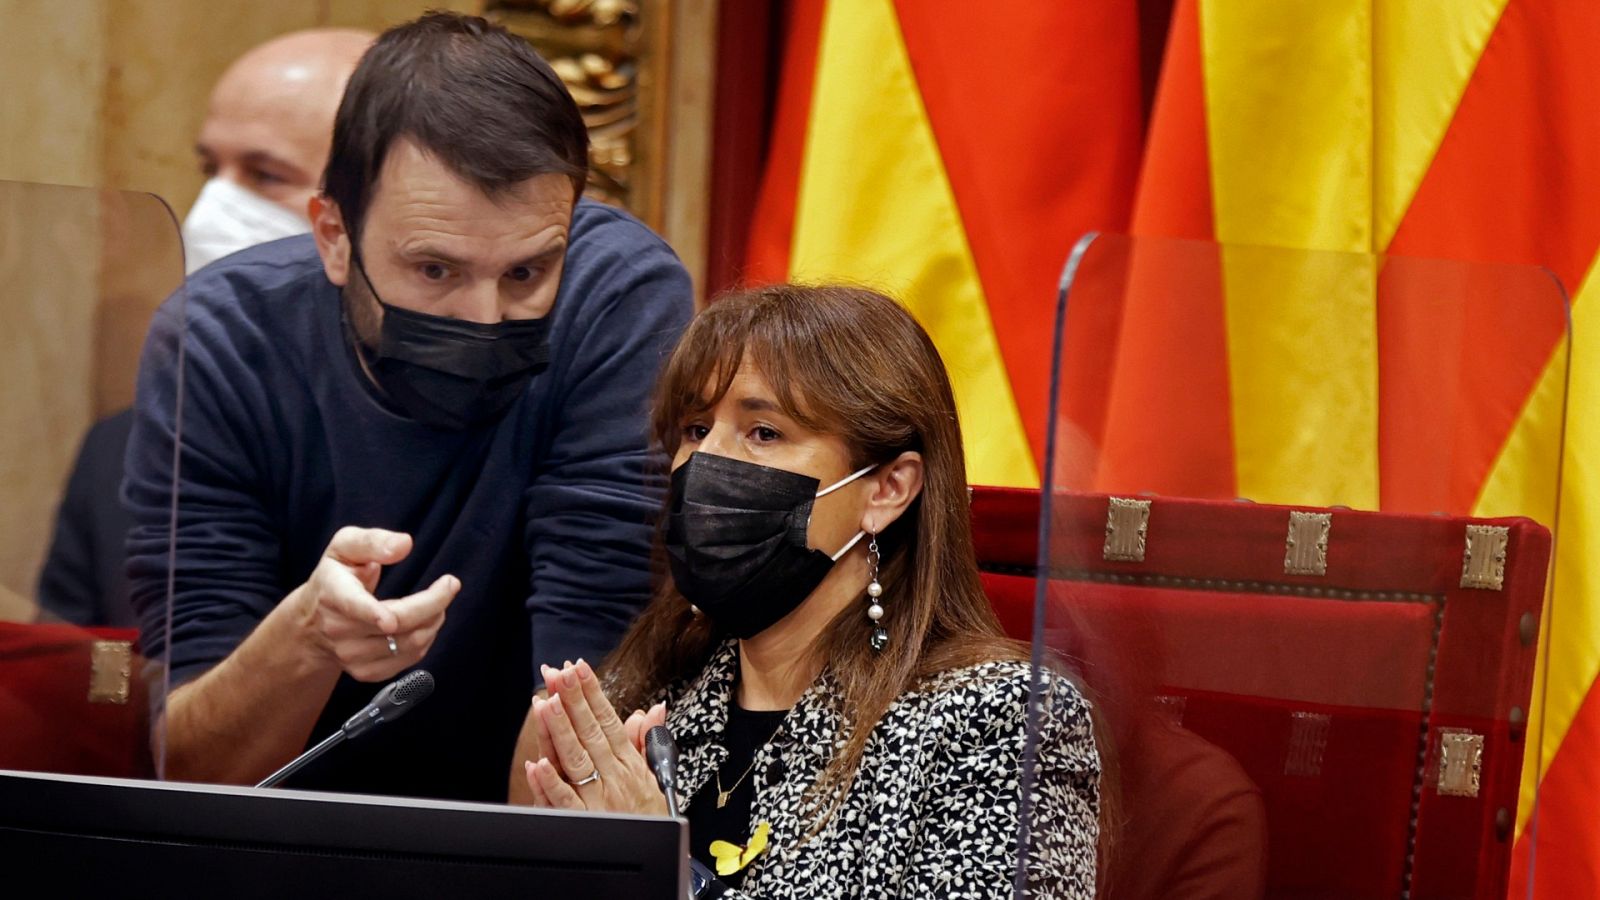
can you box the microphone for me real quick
[256,669,435,789]
[644,725,681,817]
[340,668,436,739]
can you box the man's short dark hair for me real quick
[323,11,589,243]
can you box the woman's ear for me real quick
[861,451,924,534]
[310,194,352,287]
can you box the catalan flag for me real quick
[744,0,1144,488]
[1130,2,1600,894]
[747,0,1600,893]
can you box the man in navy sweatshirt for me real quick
[124,12,692,803]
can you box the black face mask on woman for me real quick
[351,250,552,430]
[665,452,874,639]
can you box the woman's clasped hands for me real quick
[523,658,671,816]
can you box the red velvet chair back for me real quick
[972,487,1547,900]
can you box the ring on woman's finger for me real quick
[386,635,399,656]
[570,769,601,788]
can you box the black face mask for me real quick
[351,251,552,430]
[664,452,872,639]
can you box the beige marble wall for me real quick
[102,0,478,216]
[0,2,107,188]
[0,0,473,621]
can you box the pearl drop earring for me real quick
[866,532,887,652]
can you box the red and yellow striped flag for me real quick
[1132,1,1600,894]
[744,0,1144,488]
[746,0,1598,890]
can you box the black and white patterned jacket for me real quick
[662,641,1100,899]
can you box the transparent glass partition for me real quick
[0,179,186,780]
[1018,234,1568,899]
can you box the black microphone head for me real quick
[387,662,438,704]
[380,662,438,711]
[645,725,681,816]
[645,725,678,771]
[342,669,434,739]
[372,669,435,720]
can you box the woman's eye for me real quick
[250,168,285,187]
[683,423,710,442]
[419,263,450,281]
[751,426,780,443]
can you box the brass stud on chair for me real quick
[1284,511,1331,576]
[1461,525,1510,590]
[1103,498,1152,562]
[1284,711,1332,777]
[1437,730,1486,798]
[89,640,132,705]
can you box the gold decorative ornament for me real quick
[88,640,132,705]
[1103,497,1152,562]
[485,0,663,226]
[1437,729,1485,798]
[1284,711,1331,777]
[1461,524,1510,590]
[1284,511,1331,576]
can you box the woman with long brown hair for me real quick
[522,284,1098,898]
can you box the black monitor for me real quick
[0,769,685,898]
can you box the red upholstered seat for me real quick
[0,622,152,779]
[972,487,1548,900]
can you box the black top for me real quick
[124,201,692,801]
[687,701,788,889]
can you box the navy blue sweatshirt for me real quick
[125,200,691,801]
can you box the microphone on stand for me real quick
[256,669,436,789]
[648,724,721,898]
[644,725,681,817]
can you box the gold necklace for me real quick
[715,754,763,809]
[717,699,790,808]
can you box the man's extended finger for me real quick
[317,563,397,633]
[344,653,410,683]
[383,575,460,632]
[325,526,413,568]
[354,561,381,593]
[340,626,435,670]
[411,610,446,645]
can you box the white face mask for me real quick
[181,177,311,275]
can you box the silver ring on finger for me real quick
[386,635,399,656]
[571,769,601,788]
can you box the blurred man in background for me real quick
[184,28,373,273]
[37,28,373,626]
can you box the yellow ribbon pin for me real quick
[708,820,770,877]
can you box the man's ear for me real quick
[861,451,925,535]
[309,194,351,287]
